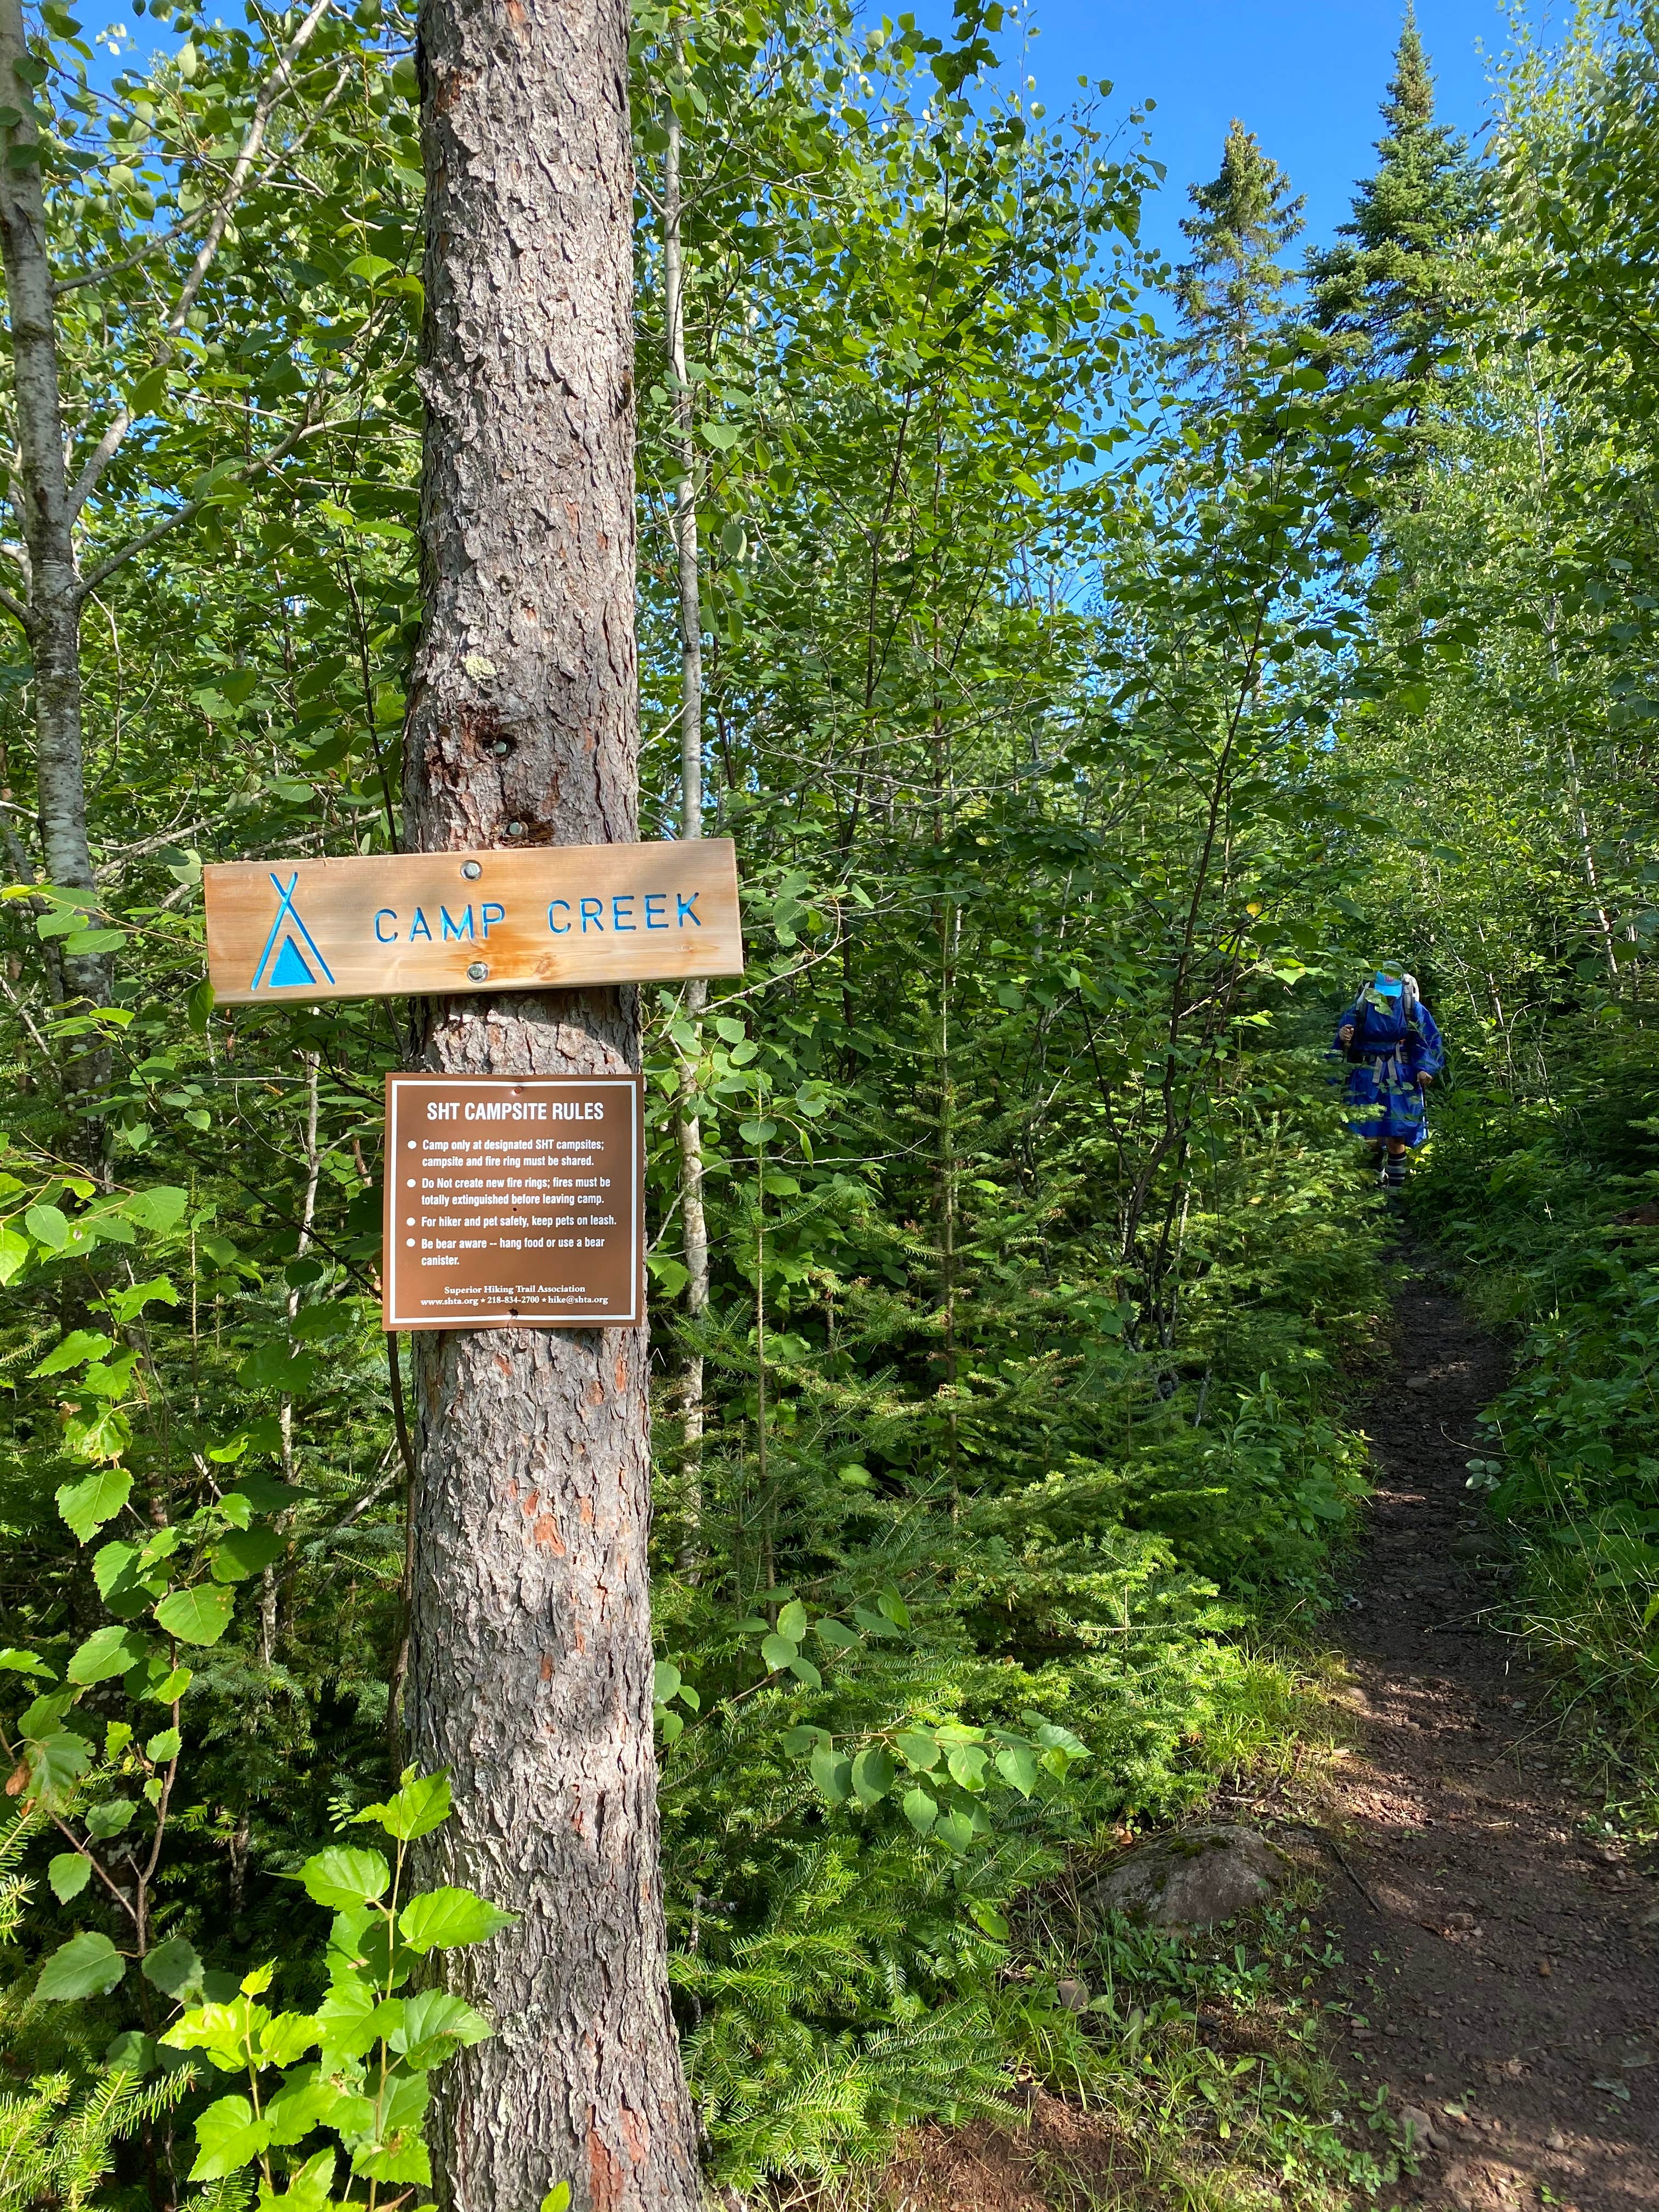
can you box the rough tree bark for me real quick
[404,0,702,2207]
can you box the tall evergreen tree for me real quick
[1307,4,1487,381]
[1169,119,1305,393]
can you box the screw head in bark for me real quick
[506,821,526,838]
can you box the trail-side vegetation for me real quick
[1,0,1657,2205]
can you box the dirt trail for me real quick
[1318,1254,1659,2212]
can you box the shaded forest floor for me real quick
[1312,1249,1659,2212]
[881,1245,1659,2212]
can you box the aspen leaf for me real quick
[809,1741,852,1803]
[37,1931,126,2000]
[902,1786,938,1835]
[851,1744,895,1805]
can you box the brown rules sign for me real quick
[382,1074,643,1332]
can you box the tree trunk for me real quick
[0,0,110,1039]
[405,0,702,2207]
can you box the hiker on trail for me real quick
[1335,969,1444,1189]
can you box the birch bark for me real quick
[0,0,107,1030]
[404,0,701,2204]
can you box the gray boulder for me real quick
[1084,1823,1291,1929]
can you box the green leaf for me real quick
[896,1729,941,1771]
[946,1742,989,1791]
[143,1935,204,1997]
[145,1726,180,1763]
[809,1741,853,1803]
[541,2188,572,2212]
[24,1201,68,1250]
[815,1616,859,1648]
[84,1798,137,1839]
[0,1647,55,1678]
[154,1583,234,1646]
[398,1886,516,1954]
[902,1786,939,1836]
[388,1988,493,2066]
[210,1525,285,1582]
[760,1632,798,1672]
[61,928,125,956]
[994,1741,1040,1797]
[851,1744,895,1806]
[352,1768,452,1842]
[31,1328,113,1376]
[56,1466,132,1542]
[37,1931,126,2001]
[0,1226,27,1284]
[93,1539,152,1617]
[257,2146,338,2210]
[877,1584,910,1630]
[776,1599,809,1643]
[48,1851,91,1902]
[268,2077,371,2148]
[301,1845,391,1911]
[24,1730,92,1799]
[257,2012,322,2068]
[652,1659,681,1705]
[190,2094,271,2182]
[67,1625,148,1685]
[123,1186,188,1234]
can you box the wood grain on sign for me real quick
[383,1074,644,1331]
[203,838,742,1005]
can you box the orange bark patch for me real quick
[539,1652,554,1681]
[614,1355,628,1393]
[532,1514,563,1552]
[585,1378,605,1407]
[618,2104,647,2168]
[586,2125,624,2212]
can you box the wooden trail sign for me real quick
[383,1073,643,1331]
[202,838,743,1005]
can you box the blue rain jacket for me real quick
[1334,990,1444,1147]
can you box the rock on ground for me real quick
[1084,1823,1291,1929]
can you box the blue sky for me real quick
[81,0,1507,266]
[919,0,1508,262]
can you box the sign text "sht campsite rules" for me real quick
[202,839,743,1003]
[383,1074,644,1331]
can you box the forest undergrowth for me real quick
[3,0,1659,2206]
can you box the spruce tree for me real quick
[1307,4,1487,383]
[1169,119,1305,395]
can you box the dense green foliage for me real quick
[2,0,1658,2205]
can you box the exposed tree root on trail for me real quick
[1315,1248,1659,2212]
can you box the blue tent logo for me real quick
[250,872,336,993]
